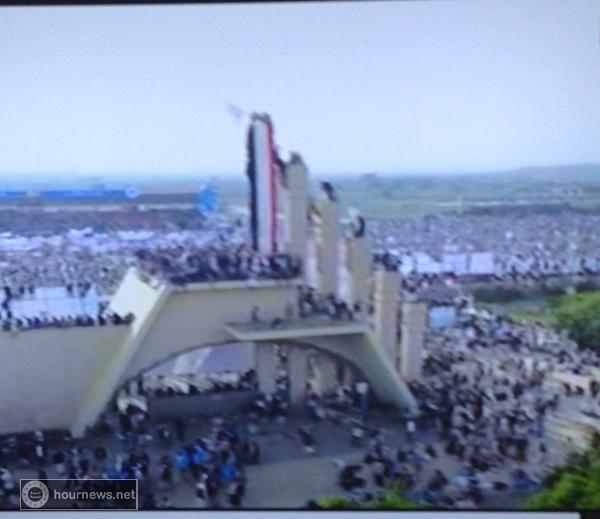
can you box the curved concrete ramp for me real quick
[225,318,417,413]
[71,269,171,437]
[299,334,418,414]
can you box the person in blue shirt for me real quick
[175,448,190,473]
[220,462,237,482]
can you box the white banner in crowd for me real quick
[442,253,469,276]
[0,227,244,255]
[400,252,496,276]
[414,253,442,274]
[468,252,495,275]
[9,286,101,319]
[0,236,37,251]
[399,254,414,275]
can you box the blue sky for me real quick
[0,0,599,176]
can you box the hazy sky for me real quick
[1,0,599,177]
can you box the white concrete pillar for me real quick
[400,300,427,381]
[341,362,356,388]
[305,236,320,289]
[374,269,400,367]
[315,199,341,296]
[283,155,309,261]
[128,379,138,396]
[345,236,371,310]
[255,343,279,395]
[312,354,338,396]
[288,347,310,405]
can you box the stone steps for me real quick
[544,412,596,452]
[548,371,592,391]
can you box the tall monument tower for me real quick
[400,297,427,381]
[245,113,279,254]
[314,185,341,296]
[345,215,370,310]
[374,268,401,366]
[282,153,309,260]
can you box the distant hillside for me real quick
[319,164,600,219]
[318,163,599,181]
[489,163,600,183]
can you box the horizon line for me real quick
[0,162,598,180]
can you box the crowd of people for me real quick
[0,217,246,296]
[368,210,600,280]
[0,282,135,333]
[0,246,130,297]
[297,286,361,321]
[0,356,323,509]
[0,202,599,508]
[400,300,598,506]
[290,297,600,509]
[1,295,598,509]
[0,310,135,333]
[0,221,251,329]
[0,207,597,312]
[0,414,259,509]
[143,370,259,398]
[134,246,302,286]
[0,208,207,236]
[244,286,362,333]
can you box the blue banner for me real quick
[0,190,26,198]
[39,189,132,199]
[197,185,217,214]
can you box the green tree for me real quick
[526,434,600,510]
[371,492,423,509]
[318,485,422,510]
[317,496,359,509]
[551,291,600,351]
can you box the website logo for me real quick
[21,480,50,509]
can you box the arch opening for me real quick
[91,338,375,437]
